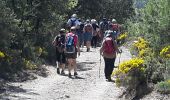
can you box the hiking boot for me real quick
[74,72,78,76]
[61,70,65,75]
[107,77,115,82]
[87,48,90,52]
[57,68,60,74]
[68,73,72,78]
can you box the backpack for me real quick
[70,19,76,27]
[103,37,115,54]
[100,21,109,31]
[55,35,65,52]
[84,23,92,33]
[65,33,77,53]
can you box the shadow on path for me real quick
[77,62,96,72]
[0,83,39,99]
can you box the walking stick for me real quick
[99,53,101,78]
[118,49,122,69]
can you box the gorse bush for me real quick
[112,58,147,99]
[113,58,145,85]
[117,32,128,45]
[160,46,170,59]
[133,37,149,51]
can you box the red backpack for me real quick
[112,24,119,31]
[104,37,115,54]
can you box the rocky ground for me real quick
[0,47,169,100]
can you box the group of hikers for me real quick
[52,14,122,81]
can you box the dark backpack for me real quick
[104,37,115,54]
[100,21,109,32]
[55,35,65,52]
[66,33,76,53]
[70,19,76,27]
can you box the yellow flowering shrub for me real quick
[139,48,152,57]
[115,58,144,74]
[35,47,43,56]
[160,46,170,59]
[23,58,38,70]
[112,58,145,87]
[133,37,149,50]
[0,51,5,58]
[117,32,128,41]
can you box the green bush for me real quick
[156,80,170,94]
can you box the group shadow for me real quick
[0,82,39,100]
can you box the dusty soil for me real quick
[0,47,169,100]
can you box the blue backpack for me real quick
[66,33,76,53]
[70,19,76,27]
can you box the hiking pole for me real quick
[99,53,101,78]
[118,49,122,69]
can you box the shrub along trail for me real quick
[1,47,132,100]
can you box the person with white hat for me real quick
[67,14,80,29]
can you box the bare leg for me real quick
[68,58,73,77]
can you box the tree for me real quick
[74,0,135,23]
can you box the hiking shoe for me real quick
[57,68,60,74]
[68,73,71,78]
[61,70,65,75]
[107,78,115,82]
[87,48,90,52]
[74,72,78,76]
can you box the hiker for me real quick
[65,26,80,77]
[104,24,117,40]
[83,19,93,52]
[77,18,84,48]
[91,19,99,48]
[66,14,80,30]
[100,30,120,82]
[52,28,66,75]
[99,18,109,40]
[111,18,121,40]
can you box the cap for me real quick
[59,28,65,33]
[112,19,116,22]
[105,30,113,37]
[70,26,76,30]
[71,14,77,18]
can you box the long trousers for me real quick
[91,36,98,47]
[103,57,116,79]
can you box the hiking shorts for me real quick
[56,49,66,64]
[84,32,92,42]
[66,48,77,59]
[66,52,77,59]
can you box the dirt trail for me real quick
[1,47,132,100]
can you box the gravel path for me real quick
[1,47,132,100]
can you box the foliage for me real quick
[74,0,135,23]
[0,0,76,80]
[117,32,128,45]
[112,58,147,99]
[160,46,170,59]
[156,80,170,94]
[112,58,145,84]
[126,0,170,97]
